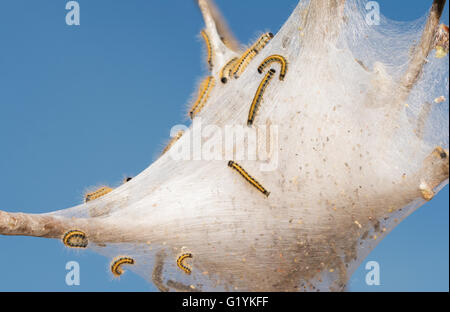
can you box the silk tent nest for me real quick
[0,0,448,292]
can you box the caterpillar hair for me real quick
[248,69,276,126]
[257,54,288,80]
[227,161,270,197]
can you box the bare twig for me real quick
[202,0,240,51]
[398,0,446,102]
[196,0,239,70]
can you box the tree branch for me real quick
[398,0,446,102]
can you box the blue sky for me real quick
[0,0,448,291]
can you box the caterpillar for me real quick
[257,54,288,80]
[111,256,135,277]
[161,130,184,155]
[84,186,113,203]
[177,253,193,275]
[200,30,213,70]
[227,161,270,197]
[248,69,276,126]
[232,32,274,79]
[62,230,88,248]
[252,32,274,53]
[189,76,215,119]
[219,57,239,84]
[231,48,257,79]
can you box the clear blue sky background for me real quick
[0,0,448,292]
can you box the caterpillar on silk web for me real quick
[248,68,276,126]
[111,256,135,277]
[62,230,88,248]
[189,76,215,118]
[200,30,213,70]
[232,32,274,79]
[219,57,239,84]
[161,130,184,156]
[228,161,270,197]
[84,186,113,203]
[177,253,193,275]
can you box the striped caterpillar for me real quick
[189,76,215,118]
[227,161,270,197]
[248,68,276,126]
[231,48,257,79]
[111,256,135,277]
[84,186,113,203]
[161,130,184,156]
[219,57,239,84]
[232,32,274,79]
[252,32,274,53]
[177,253,193,275]
[257,54,288,80]
[200,30,213,70]
[62,230,88,248]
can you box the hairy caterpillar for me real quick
[161,130,184,156]
[200,30,213,70]
[84,186,113,203]
[232,32,274,79]
[248,69,276,126]
[227,161,270,197]
[252,32,274,53]
[189,76,215,118]
[232,48,257,79]
[219,57,239,84]
[257,54,288,80]
[111,256,135,277]
[62,230,88,248]
[177,253,193,275]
